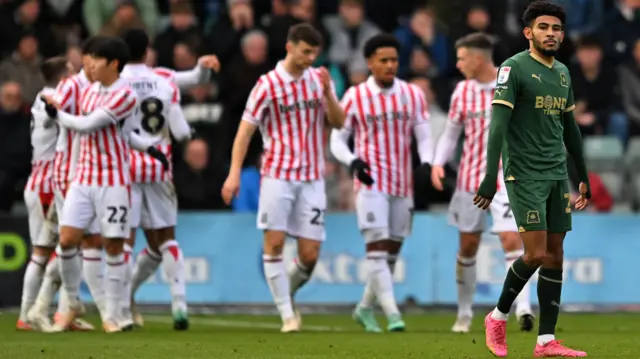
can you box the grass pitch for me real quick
[2,312,640,358]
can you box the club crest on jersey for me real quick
[559,73,569,88]
[497,66,511,84]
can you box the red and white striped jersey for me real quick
[122,64,182,183]
[52,70,91,191]
[26,87,58,193]
[448,79,503,193]
[153,67,176,82]
[341,77,429,197]
[74,78,138,186]
[242,62,335,181]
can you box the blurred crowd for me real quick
[0,0,638,213]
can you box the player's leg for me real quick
[130,230,162,328]
[533,180,586,357]
[19,191,56,330]
[258,178,296,331]
[97,185,132,333]
[51,183,94,331]
[490,189,534,331]
[485,180,550,357]
[80,231,106,321]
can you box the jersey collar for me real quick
[77,69,90,88]
[528,50,554,68]
[122,63,149,76]
[365,76,397,95]
[274,61,312,83]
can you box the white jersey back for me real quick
[26,87,58,192]
[121,64,179,183]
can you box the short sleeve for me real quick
[54,79,76,113]
[102,88,138,121]
[564,72,575,112]
[153,67,176,82]
[448,81,468,125]
[169,82,181,104]
[340,87,357,131]
[410,84,429,126]
[493,60,518,109]
[242,78,269,125]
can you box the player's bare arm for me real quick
[222,120,258,204]
[412,88,433,179]
[431,120,463,191]
[319,67,345,128]
[562,108,591,210]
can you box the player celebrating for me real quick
[43,37,141,333]
[330,34,431,333]
[221,23,345,333]
[119,28,192,330]
[17,57,70,331]
[475,2,590,357]
[430,33,534,334]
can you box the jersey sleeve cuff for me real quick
[564,104,576,112]
[241,117,259,125]
[492,100,514,109]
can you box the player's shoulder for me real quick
[451,79,478,96]
[498,51,530,71]
[153,67,176,79]
[552,59,570,73]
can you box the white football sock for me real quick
[263,254,294,321]
[19,255,47,321]
[506,250,533,316]
[366,251,399,317]
[82,248,106,317]
[121,244,134,321]
[287,257,312,296]
[104,253,127,324]
[56,246,82,309]
[359,254,398,309]
[159,240,187,315]
[34,255,61,314]
[131,247,162,295]
[538,334,555,345]
[456,255,477,318]
[491,307,509,321]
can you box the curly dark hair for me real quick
[521,1,567,27]
[363,33,400,59]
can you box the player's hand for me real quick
[318,67,332,97]
[40,96,59,118]
[221,174,240,205]
[146,147,170,172]
[473,176,497,210]
[574,182,589,211]
[198,55,221,73]
[431,165,446,191]
[349,158,374,186]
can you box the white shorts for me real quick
[130,182,177,229]
[447,188,517,233]
[355,188,414,242]
[59,182,130,239]
[54,187,100,235]
[257,177,326,241]
[24,191,57,247]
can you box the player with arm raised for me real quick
[330,34,431,333]
[120,28,192,331]
[43,37,140,333]
[17,57,70,331]
[221,23,345,333]
[430,33,534,334]
[153,55,220,90]
[476,2,590,357]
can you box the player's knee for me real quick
[522,249,546,266]
[544,247,564,267]
[32,245,55,257]
[103,238,124,255]
[498,231,522,252]
[59,226,82,249]
[297,243,320,269]
[459,232,481,257]
[82,234,103,249]
[263,230,286,255]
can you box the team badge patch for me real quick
[497,66,511,84]
[560,73,569,88]
[526,210,540,224]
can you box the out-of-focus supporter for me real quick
[601,0,640,64]
[0,32,45,104]
[84,0,158,37]
[98,1,149,37]
[620,39,640,138]
[0,0,58,59]
[154,0,202,69]
[206,0,257,67]
[0,81,31,212]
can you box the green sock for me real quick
[537,267,563,336]
[496,256,539,314]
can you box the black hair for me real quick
[287,23,323,47]
[81,36,109,55]
[363,33,400,59]
[40,56,68,85]
[91,37,131,73]
[576,35,601,49]
[522,0,566,27]
[119,28,149,62]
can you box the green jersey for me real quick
[493,50,575,181]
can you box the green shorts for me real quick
[504,180,572,233]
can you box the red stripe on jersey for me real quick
[379,93,392,194]
[300,79,312,180]
[290,81,302,181]
[390,94,402,195]
[274,72,292,181]
[354,86,369,191]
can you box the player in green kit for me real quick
[473,1,591,357]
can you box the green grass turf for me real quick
[2,313,640,358]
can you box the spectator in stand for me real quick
[218,30,270,161]
[83,0,158,37]
[601,0,640,64]
[0,0,58,59]
[552,0,603,40]
[394,7,450,78]
[408,47,439,78]
[323,0,380,83]
[0,32,44,104]
[0,82,31,212]
[620,39,640,138]
[570,36,627,142]
[173,42,199,71]
[451,5,511,65]
[98,1,147,37]
[174,138,228,210]
[39,0,85,48]
[66,45,83,73]
[206,0,257,67]
[154,0,202,69]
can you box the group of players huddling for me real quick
[19,28,220,333]
[19,0,591,356]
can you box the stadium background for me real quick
[0,0,639,311]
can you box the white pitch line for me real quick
[145,315,345,332]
